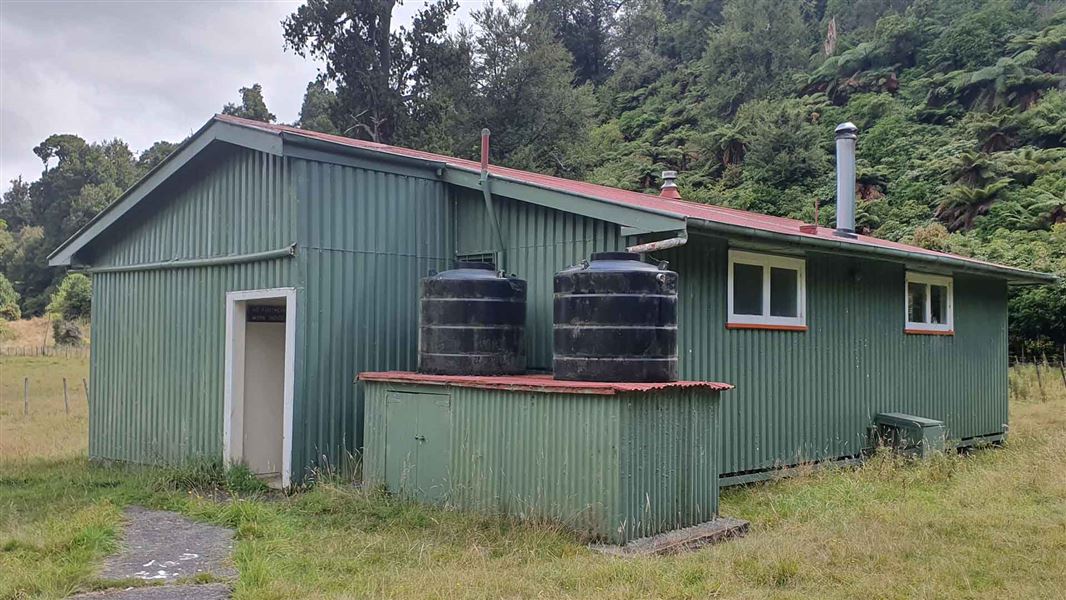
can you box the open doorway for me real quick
[223,288,296,488]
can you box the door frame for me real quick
[223,287,297,488]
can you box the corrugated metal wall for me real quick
[618,390,719,539]
[363,381,722,543]
[454,190,622,369]
[87,148,293,266]
[87,148,296,463]
[291,159,453,461]
[660,234,1009,478]
[91,263,293,462]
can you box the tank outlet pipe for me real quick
[834,122,858,239]
[479,128,507,270]
[626,230,688,254]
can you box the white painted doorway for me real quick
[223,288,296,488]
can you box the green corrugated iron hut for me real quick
[50,114,1055,487]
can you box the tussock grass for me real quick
[1,358,1064,598]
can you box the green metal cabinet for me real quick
[363,375,728,544]
[872,412,947,458]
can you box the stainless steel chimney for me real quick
[834,122,858,238]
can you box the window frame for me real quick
[727,249,807,330]
[904,271,954,335]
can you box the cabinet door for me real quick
[414,394,452,503]
[383,392,451,503]
[384,393,420,496]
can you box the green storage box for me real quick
[872,412,947,458]
[360,372,731,544]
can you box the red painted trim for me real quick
[904,328,954,336]
[726,323,808,332]
[357,371,734,395]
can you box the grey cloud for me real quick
[1,0,321,187]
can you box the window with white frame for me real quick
[727,250,807,328]
[905,272,954,333]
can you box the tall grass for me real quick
[1,360,1064,599]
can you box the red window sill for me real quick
[727,323,808,332]
[904,328,954,336]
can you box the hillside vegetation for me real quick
[1,0,1063,353]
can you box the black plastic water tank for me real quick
[419,262,526,375]
[553,252,678,382]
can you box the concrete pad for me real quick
[98,506,237,583]
[70,583,230,599]
[591,516,750,556]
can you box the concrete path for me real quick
[70,506,236,599]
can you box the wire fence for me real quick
[0,345,91,358]
[1008,356,1066,404]
[14,376,91,416]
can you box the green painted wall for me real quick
[82,146,455,476]
[453,189,622,369]
[659,234,1009,478]
[451,200,1009,481]
[291,158,452,461]
[363,380,722,544]
[85,147,297,463]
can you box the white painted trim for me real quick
[904,272,954,332]
[727,249,807,328]
[223,287,297,488]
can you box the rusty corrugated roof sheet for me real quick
[357,371,733,395]
[214,114,1055,283]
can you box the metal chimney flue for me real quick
[660,170,681,200]
[834,122,858,238]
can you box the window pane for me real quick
[930,285,947,324]
[769,267,798,317]
[733,263,763,315]
[907,282,926,323]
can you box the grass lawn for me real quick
[1,358,1064,599]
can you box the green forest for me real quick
[1,0,1063,354]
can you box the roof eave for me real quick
[687,218,1057,285]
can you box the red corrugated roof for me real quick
[214,114,1049,280]
[358,371,733,395]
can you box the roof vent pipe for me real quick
[834,122,858,238]
[660,170,681,200]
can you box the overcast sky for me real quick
[0,0,483,191]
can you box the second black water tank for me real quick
[553,252,678,382]
[419,262,526,375]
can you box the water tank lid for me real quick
[573,251,665,272]
[590,251,640,262]
[454,261,495,271]
[430,262,502,280]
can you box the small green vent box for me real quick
[871,413,947,458]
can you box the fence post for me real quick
[1034,361,1047,403]
[23,377,29,415]
[63,377,70,415]
[83,378,90,406]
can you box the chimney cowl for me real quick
[659,170,681,200]
[835,122,858,139]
